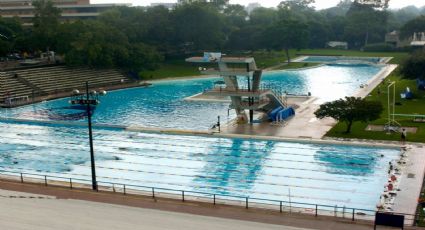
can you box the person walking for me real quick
[400,128,407,145]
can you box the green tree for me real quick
[172,3,225,52]
[264,19,309,63]
[315,97,383,133]
[64,21,129,67]
[223,4,248,29]
[400,16,425,40]
[249,7,278,27]
[400,51,425,80]
[32,0,61,51]
[122,43,163,72]
[344,2,387,48]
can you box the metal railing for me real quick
[0,169,420,226]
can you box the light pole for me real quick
[85,81,97,190]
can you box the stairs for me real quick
[0,65,135,107]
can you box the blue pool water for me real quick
[0,62,396,210]
[0,64,382,130]
[0,122,400,210]
[301,56,383,64]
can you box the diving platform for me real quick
[187,52,294,124]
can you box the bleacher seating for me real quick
[0,73,33,104]
[0,65,134,107]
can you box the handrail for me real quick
[0,169,420,225]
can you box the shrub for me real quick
[400,51,425,80]
[363,43,395,52]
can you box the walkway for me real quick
[0,181,408,230]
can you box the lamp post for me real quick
[85,81,97,190]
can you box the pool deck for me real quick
[392,145,425,224]
[0,183,418,230]
[220,64,398,140]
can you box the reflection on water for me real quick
[191,139,274,196]
[314,145,382,176]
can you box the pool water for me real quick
[0,122,399,210]
[0,64,382,130]
[300,56,383,64]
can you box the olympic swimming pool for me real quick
[0,62,398,211]
[0,64,383,130]
[0,121,400,210]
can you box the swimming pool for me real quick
[299,56,384,64]
[0,121,399,210]
[0,64,383,130]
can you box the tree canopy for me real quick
[315,97,383,133]
[0,0,424,73]
[400,51,425,80]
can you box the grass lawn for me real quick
[139,59,200,80]
[139,49,409,79]
[326,72,425,143]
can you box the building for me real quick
[327,41,348,49]
[0,0,130,24]
[411,32,425,48]
[385,31,400,47]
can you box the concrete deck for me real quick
[0,182,415,230]
[221,64,398,139]
[392,146,425,224]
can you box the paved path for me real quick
[0,181,398,230]
[0,194,310,230]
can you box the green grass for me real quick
[139,49,409,79]
[326,72,425,143]
[139,59,200,80]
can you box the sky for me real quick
[91,0,425,9]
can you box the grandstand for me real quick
[0,65,136,107]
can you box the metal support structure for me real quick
[385,81,401,132]
[288,188,292,213]
[247,75,254,123]
[86,82,97,190]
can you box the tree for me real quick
[278,0,315,11]
[344,2,387,48]
[315,97,383,133]
[223,4,248,29]
[264,19,309,63]
[64,21,130,67]
[249,7,278,27]
[32,0,61,51]
[172,3,225,52]
[400,16,425,40]
[400,51,425,80]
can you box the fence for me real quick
[0,169,420,226]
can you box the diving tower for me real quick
[186,52,293,124]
